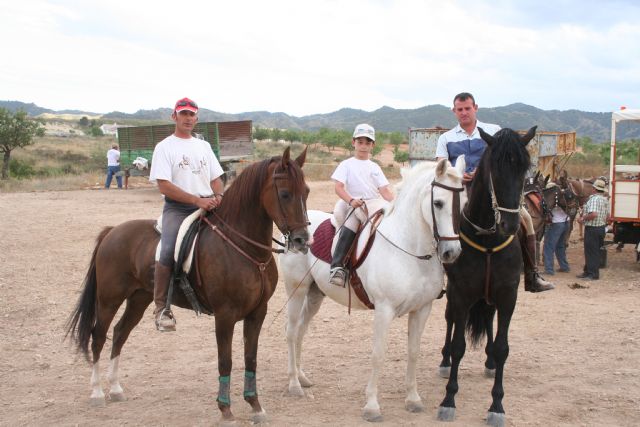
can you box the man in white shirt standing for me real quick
[149,97,225,331]
[105,143,122,189]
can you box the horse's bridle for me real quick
[463,171,524,236]
[271,166,310,248]
[373,178,464,261]
[431,180,465,242]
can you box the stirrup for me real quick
[329,267,347,287]
[155,308,176,332]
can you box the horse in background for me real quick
[557,170,605,242]
[281,158,466,422]
[523,171,549,264]
[437,127,536,427]
[66,148,310,424]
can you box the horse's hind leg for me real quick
[108,290,152,402]
[363,305,395,422]
[287,282,323,395]
[242,305,269,424]
[89,301,121,406]
[439,300,453,378]
[405,304,432,413]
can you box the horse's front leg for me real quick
[243,305,269,424]
[437,307,467,422]
[484,308,497,378]
[215,314,236,423]
[405,304,433,413]
[486,297,516,427]
[363,305,394,422]
[439,299,454,378]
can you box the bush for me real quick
[9,158,37,179]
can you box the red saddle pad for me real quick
[310,218,335,264]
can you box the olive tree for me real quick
[0,108,45,179]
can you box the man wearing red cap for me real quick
[149,97,225,331]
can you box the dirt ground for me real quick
[1,178,639,427]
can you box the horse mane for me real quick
[387,161,442,215]
[216,154,306,221]
[487,128,531,173]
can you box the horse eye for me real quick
[279,190,291,200]
[434,200,444,209]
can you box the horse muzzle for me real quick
[438,240,462,264]
[288,228,310,254]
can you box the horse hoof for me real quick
[362,408,383,422]
[218,420,237,427]
[288,385,305,397]
[437,406,456,422]
[486,411,505,427]
[251,410,268,424]
[89,397,106,407]
[109,392,126,402]
[439,366,451,378]
[484,367,496,378]
[405,400,424,413]
[298,373,313,388]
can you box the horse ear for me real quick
[281,146,291,170]
[544,175,550,186]
[294,146,307,168]
[435,158,448,178]
[478,127,496,146]
[521,126,537,145]
[454,155,466,178]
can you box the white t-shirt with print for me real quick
[107,149,120,166]
[331,157,389,200]
[149,134,224,197]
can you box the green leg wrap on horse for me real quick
[217,375,231,406]
[244,370,257,398]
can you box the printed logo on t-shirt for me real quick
[178,155,208,175]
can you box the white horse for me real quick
[280,157,466,422]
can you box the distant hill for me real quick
[1,100,636,142]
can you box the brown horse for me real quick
[66,147,310,424]
[558,170,603,242]
[523,171,548,264]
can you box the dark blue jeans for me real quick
[105,165,122,188]
[159,199,199,267]
[543,221,570,273]
[583,225,605,278]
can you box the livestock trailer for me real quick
[608,108,640,259]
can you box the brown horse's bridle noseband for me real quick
[272,167,310,245]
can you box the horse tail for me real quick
[64,226,113,362]
[465,300,492,348]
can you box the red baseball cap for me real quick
[174,97,198,114]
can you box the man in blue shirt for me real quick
[436,92,554,293]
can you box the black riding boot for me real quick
[329,229,357,287]
[522,234,555,292]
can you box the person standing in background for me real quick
[105,142,122,189]
[576,179,609,280]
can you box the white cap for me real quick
[353,123,375,141]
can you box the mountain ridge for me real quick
[1,100,634,141]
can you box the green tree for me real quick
[393,146,410,165]
[79,116,89,127]
[0,108,45,179]
[253,127,269,140]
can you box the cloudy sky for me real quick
[2,0,639,116]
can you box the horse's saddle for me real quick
[310,210,385,310]
[154,209,211,315]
